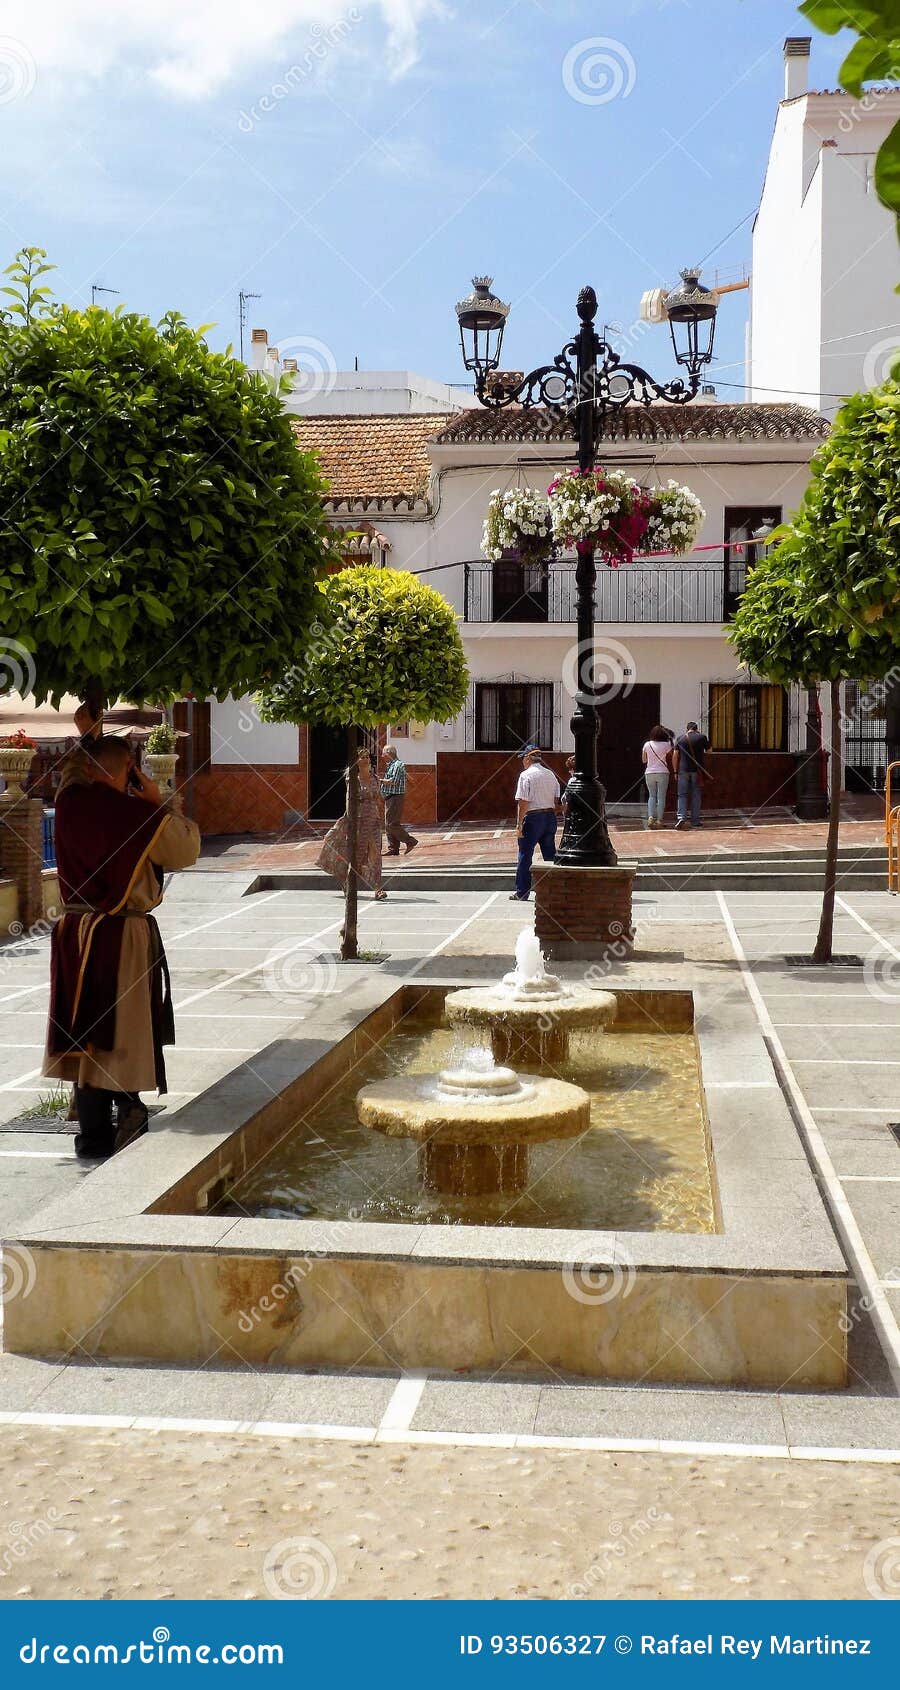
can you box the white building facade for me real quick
[749,36,900,418]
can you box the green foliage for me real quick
[257,566,469,729]
[789,379,900,656]
[731,376,900,679]
[0,246,56,326]
[0,249,334,705]
[799,0,900,232]
[729,543,875,684]
[144,722,178,754]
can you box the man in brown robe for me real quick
[44,736,200,1159]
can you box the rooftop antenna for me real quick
[239,290,261,363]
[91,284,120,306]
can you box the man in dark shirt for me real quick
[673,720,711,829]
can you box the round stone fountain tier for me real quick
[356,1075,590,1198]
[443,986,617,1069]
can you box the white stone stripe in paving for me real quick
[0,1149,72,1159]
[0,1409,897,1464]
[840,1177,900,1183]
[837,895,900,960]
[717,890,900,1396]
[377,1372,429,1434]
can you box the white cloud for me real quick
[3,0,443,100]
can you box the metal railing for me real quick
[463,561,728,624]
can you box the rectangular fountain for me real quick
[2,961,849,1389]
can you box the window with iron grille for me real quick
[475,682,553,751]
[707,682,787,751]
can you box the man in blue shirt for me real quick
[379,743,418,855]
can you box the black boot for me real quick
[74,1086,116,1160]
[113,1092,150,1153]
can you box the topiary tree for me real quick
[0,248,334,716]
[258,566,469,959]
[730,544,882,963]
[784,379,900,656]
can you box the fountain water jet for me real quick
[355,1043,590,1198]
[444,927,617,1069]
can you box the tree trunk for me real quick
[80,679,107,739]
[341,722,359,962]
[813,677,843,965]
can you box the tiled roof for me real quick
[291,413,449,503]
[432,403,830,445]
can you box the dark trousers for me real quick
[384,792,414,851]
[516,809,557,898]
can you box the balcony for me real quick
[463,560,734,625]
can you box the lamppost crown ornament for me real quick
[576,286,598,323]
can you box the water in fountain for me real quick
[434,1043,533,1105]
[500,927,567,1002]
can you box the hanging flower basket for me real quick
[547,468,652,566]
[481,487,554,565]
[641,480,705,557]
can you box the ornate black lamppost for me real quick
[456,272,718,867]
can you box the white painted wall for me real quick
[751,92,900,417]
[210,696,299,766]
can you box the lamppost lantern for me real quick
[457,273,719,869]
[455,276,510,381]
[664,267,719,380]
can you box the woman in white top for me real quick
[642,726,673,829]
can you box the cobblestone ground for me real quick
[0,1427,897,1601]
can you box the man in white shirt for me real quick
[511,745,561,901]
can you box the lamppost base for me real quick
[793,750,829,822]
[555,777,618,867]
[534,863,636,962]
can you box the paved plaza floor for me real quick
[1,864,899,1597]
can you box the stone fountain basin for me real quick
[356,1074,590,1145]
[1,978,850,1390]
[445,986,617,1031]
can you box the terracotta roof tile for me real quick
[291,413,449,501]
[432,402,830,446]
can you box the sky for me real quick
[0,0,852,400]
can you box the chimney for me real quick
[783,36,811,101]
[250,327,268,373]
